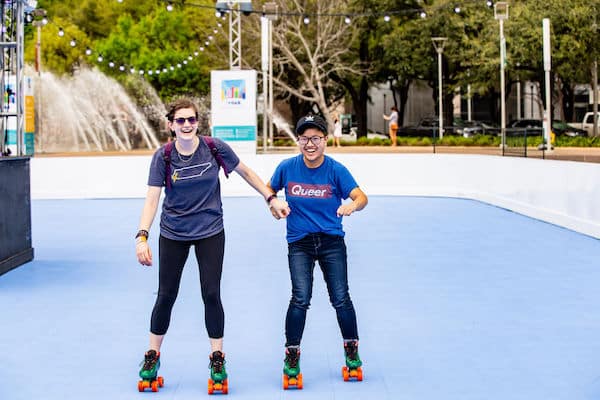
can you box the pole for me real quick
[499,18,506,149]
[593,59,598,137]
[437,50,443,139]
[530,84,534,118]
[268,19,273,147]
[467,83,472,121]
[543,18,552,149]
[516,71,521,120]
[261,16,268,152]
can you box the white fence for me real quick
[31,153,600,239]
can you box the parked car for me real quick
[507,119,587,137]
[397,117,458,137]
[455,120,501,138]
[569,112,600,136]
[551,120,587,137]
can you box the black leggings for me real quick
[150,230,225,338]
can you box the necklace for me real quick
[175,138,199,163]
[177,149,195,163]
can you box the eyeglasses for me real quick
[173,116,198,125]
[297,136,326,145]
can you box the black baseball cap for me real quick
[295,114,328,136]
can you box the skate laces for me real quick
[142,350,159,370]
[210,351,225,373]
[285,347,300,368]
[344,341,359,360]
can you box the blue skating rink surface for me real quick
[2,196,600,400]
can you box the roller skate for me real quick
[208,350,228,394]
[282,346,303,390]
[341,340,363,381]
[138,350,165,392]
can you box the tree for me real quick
[262,0,362,133]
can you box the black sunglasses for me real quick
[173,116,198,125]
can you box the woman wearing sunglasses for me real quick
[134,98,290,392]
[267,113,368,388]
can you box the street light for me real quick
[261,2,277,151]
[432,37,447,140]
[494,2,508,149]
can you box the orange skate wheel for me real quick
[342,366,350,381]
[151,380,159,392]
[296,373,303,389]
[222,379,229,394]
[138,381,144,392]
[157,376,164,387]
[282,374,289,390]
[208,379,214,395]
[357,367,363,381]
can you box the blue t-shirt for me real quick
[148,137,240,241]
[270,154,359,243]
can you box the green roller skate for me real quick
[282,346,302,390]
[208,351,228,394]
[342,340,363,382]
[138,350,164,392]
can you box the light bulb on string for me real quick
[85,48,92,56]
[344,16,351,24]
[303,15,310,25]
[58,27,64,37]
[97,54,103,62]
[148,70,153,75]
[139,70,144,75]
[69,39,76,47]
[166,3,173,12]
[454,6,461,13]
[384,15,390,22]
[108,61,115,68]
[119,65,125,71]
[420,11,427,18]
[130,67,135,73]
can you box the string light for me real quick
[37,0,494,82]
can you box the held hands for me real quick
[269,198,290,220]
[337,202,357,217]
[136,239,153,266]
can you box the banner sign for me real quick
[211,70,257,154]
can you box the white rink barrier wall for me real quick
[30,153,600,239]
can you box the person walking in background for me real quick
[333,114,342,148]
[267,114,368,388]
[134,98,290,392]
[383,105,399,146]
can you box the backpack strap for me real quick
[202,136,230,178]
[163,141,174,191]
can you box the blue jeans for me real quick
[285,233,359,346]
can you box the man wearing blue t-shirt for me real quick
[268,114,368,386]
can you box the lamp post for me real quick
[530,83,534,118]
[432,37,447,140]
[516,62,521,120]
[494,2,509,149]
[467,69,472,122]
[261,2,277,151]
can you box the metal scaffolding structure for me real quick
[1,0,26,157]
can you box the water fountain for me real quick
[31,66,163,153]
